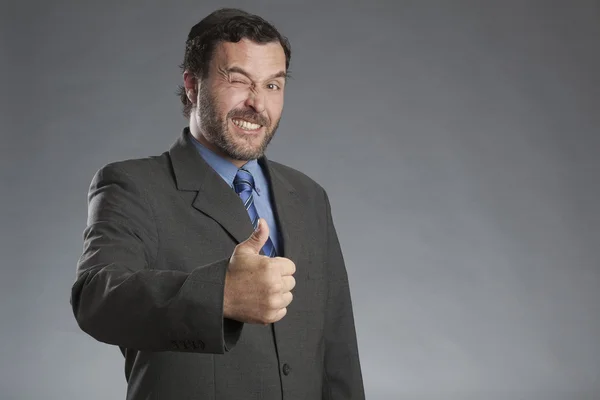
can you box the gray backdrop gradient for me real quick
[2,1,599,399]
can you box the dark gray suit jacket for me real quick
[71,129,365,399]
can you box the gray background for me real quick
[2,1,599,399]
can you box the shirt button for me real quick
[282,363,291,376]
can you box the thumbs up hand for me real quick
[224,219,296,325]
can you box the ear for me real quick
[183,71,199,103]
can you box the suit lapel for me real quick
[168,129,305,264]
[259,157,304,264]
[169,130,254,245]
[258,158,308,349]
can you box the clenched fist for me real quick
[224,218,296,325]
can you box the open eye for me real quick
[267,83,281,91]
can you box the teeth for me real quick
[233,119,261,131]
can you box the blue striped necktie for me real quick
[233,168,277,257]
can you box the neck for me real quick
[189,116,247,169]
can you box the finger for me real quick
[281,276,296,292]
[274,307,288,321]
[263,307,288,326]
[276,258,296,276]
[280,291,293,307]
[236,219,270,255]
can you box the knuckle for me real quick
[264,258,278,272]
[259,257,272,269]
[266,295,280,310]
[271,280,283,294]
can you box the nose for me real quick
[244,90,265,114]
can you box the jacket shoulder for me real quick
[91,153,171,186]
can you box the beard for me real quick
[196,83,280,161]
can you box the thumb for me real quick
[236,218,270,255]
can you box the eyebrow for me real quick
[226,66,289,81]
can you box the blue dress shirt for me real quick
[189,132,281,255]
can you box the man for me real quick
[71,7,365,399]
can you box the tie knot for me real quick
[233,168,255,194]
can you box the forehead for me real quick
[212,38,287,76]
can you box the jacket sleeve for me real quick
[321,189,366,399]
[70,163,243,354]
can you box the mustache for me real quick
[228,109,269,126]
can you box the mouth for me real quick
[231,118,264,133]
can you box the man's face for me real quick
[194,38,287,162]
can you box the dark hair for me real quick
[176,8,292,119]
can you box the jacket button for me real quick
[282,363,291,376]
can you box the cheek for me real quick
[268,96,284,119]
